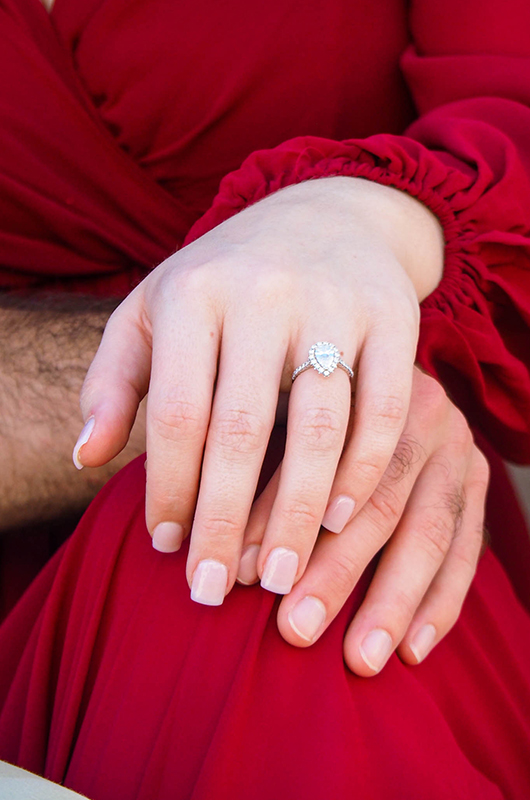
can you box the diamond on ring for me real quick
[292,342,354,382]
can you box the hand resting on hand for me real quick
[72,175,487,675]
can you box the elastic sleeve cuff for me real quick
[184,132,530,461]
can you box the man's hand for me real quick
[239,368,490,676]
[0,293,146,532]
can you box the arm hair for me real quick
[0,293,146,532]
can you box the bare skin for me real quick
[11,12,489,675]
[0,293,146,532]
[78,176,489,674]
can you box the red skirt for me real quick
[1,435,530,800]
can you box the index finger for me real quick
[145,285,219,546]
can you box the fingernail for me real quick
[322,494,356,534]
[152,522,184,553]
[359,629,393,673]
[237,544,260,585]
[72,416,95,470]
[288,596,326,642]
[261,547,299,594]
[191,559,228,606]
[410,624,436,664]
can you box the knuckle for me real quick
[324,550,361,596]
[199,514,241,542]
[211,407,267,454]
[428,452,454,482]
[279,499,321,529]
[368,393,407,432]
[365,483,402,530]
[295,406,344,451]
[413,512,456,561]
[149,489,187,516]
[151,392,206,443]
[253,268,293,303]
[352,456,386,486]
[169,263,211,295]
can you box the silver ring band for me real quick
[292,342,354,382]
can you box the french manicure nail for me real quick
[72,417,95,470]
[322,494,356,534]
[152,522,184,553]
[261,547,299,594]
[410,624,436,664]
[359,629,393,673]
[237,544,260,585]
[191,559,228,606]
[288,596,326,642]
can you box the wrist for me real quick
[351,179,445,303]
[273,176,445,303]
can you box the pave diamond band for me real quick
[292,342,354,382]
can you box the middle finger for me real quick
[186,318,285,604]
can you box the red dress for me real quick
[1,0,530,797]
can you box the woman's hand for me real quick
[239,367,490,676]
[74,176,444,606]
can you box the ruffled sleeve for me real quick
[184,0,530,464]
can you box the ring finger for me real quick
[256,333,355,596]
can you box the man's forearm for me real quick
[0,293,146,532]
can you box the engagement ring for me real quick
[291,342,354,382]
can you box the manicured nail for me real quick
[261,547,299,594]
[288,596,326,642]
[152,522,184,553]
[359,629,393,673]
[410,624,436,664]
[191,559,228,606]
[322,494,356,534]
[237,544,260,585]
[72,417,95,470]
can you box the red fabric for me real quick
[1,0,530,796]
[1,453,530,799]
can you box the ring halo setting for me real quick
[291,341,354,382]
[309,341,341,377]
